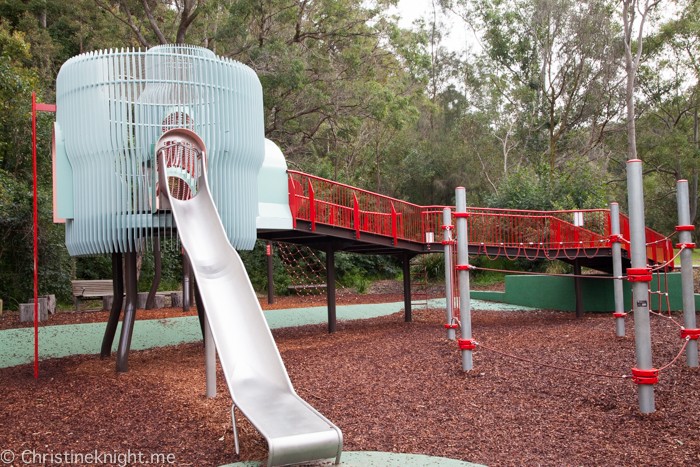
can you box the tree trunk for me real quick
[625,52,638,161]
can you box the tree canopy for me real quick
[0,0,698,306]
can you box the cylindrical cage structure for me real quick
[56,45,264,255]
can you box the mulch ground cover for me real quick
[2,302,699,466]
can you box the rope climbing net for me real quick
[276,242,354,301]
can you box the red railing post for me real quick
[288,177,298,229]
[309,179,316,231]
[391,202,397,245]
[353,192,360,239]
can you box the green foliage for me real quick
[0,170,73,308]
[487,162,607,211]
[2,0,700,308]
[136,241,186,293]
[238,241,292,296]
[0,23,72,309]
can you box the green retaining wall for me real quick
[471,272,700,312]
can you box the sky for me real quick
[387,0,478,54]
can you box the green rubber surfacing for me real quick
[220,451,485,467]
[0,299,534,369]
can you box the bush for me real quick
[0,172,73,309]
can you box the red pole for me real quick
[32,92,38,378]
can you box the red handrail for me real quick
[288,171,673,268]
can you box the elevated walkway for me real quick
[258,171,673,274]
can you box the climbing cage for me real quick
[54,45,265,257]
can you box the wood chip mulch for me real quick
[2,305,700,466]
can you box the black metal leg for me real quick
[574,259,584,318]
[145,236,161,310]
[101,252,124,359]
[327,244,336,333]
[403,253,412,322]
[116,250,138,373]
[267,241,274,305]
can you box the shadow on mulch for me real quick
[1,307,699,466]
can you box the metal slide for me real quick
[157,130,342,467]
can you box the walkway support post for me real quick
[443,207,455,340]
[267,241,274,305]
[610,203,626,337]
[627,159,655,413]
[145,236,161,310]
[116,250,138,373]
[403,253,412,322]
[327,243,336,333]
[676,180,698,367]
[455,187,473,371]
[573,259,583,318]
[101,252,124,358]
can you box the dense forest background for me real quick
[1,0,698,308]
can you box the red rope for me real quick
[543,242,562,261]
[562,243,581,261]
[480,243,501,261]
[650,247,684,272]
[476,342,627,379]
[582,242,602,259]
[521,242,541,261]
[502,243,521,261]
[646,231,677,246]
[658,338,690,372]
[648,309,684,328]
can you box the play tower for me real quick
[54,45,342,467]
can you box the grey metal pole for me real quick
[443,207,455,340]
[204,311,217,398]
[610,203,626,337]
[455,187,473,371]
[676,180,698,367]
[183,251,191,312]
[626,159,655,413]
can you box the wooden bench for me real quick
[71,280,113,311]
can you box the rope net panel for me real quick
[409,255,428,311]
[276,242,354,302]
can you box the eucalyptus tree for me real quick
[445,0,623,173]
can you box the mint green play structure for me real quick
[54,44,293,255]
